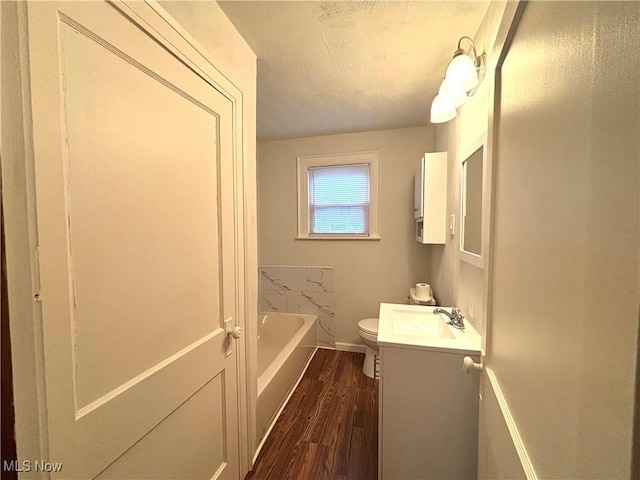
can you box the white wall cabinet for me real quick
[379,346,480,479]
[414,152,447,244]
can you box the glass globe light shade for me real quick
[430,93,457,124]
[439,78,468,109]
[445,51,478,93]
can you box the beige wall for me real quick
[491,2,639,477]
[435,1,639,477]
[159,1,255,97]
[258,126,434,345]
[431,1,507,335]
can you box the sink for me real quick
[377,303,481,354]
[391,308,455,339]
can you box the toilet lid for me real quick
[358,317,379,335]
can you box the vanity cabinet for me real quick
[378,345,480,480]
[415,152,448,244]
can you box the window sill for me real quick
[296,235,381,241]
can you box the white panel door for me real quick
[26,2,240,478]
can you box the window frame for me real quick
[296,151,381,240]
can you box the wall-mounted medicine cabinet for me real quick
[414,152,447,244]
[459,133,487,268]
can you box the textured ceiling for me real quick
[218,1,490,141]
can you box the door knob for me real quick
[227,325,242,339]
[462,356,483,373]
[224,317,242,339]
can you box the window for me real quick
[297,151,380,239]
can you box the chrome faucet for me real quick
[433,307,465,330]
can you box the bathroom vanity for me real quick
[377,303,481,480]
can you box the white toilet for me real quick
[358,318,379,379]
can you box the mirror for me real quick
[460,136,485,267]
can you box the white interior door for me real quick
[27,2,240,478]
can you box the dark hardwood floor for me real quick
[246,349,378,480]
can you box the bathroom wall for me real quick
[435,1,640,477]
[490,2,639,477]
[430,1,508,336]
[159,1,256,98]
[258,126,434,346]
[259,266,335,347]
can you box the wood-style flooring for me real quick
[246,349,378,480]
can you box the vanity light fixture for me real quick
[430,36,485,124]
[445,36,482,94]
[430,87,457,124]
[439,78,467,109]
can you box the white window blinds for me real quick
[307,164,370,235]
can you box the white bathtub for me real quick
[256,312,317,444]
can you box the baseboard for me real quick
[485,367,538,479]
[335,342,366,353]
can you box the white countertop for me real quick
[377,303,481,355]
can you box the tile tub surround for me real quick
[259,266,335,348]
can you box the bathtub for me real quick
[256,312,317,445]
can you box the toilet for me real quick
[358,318,379,379]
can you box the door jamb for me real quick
[481,0,526,370]
[478,2,536,478]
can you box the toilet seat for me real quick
[358,317,379,336]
